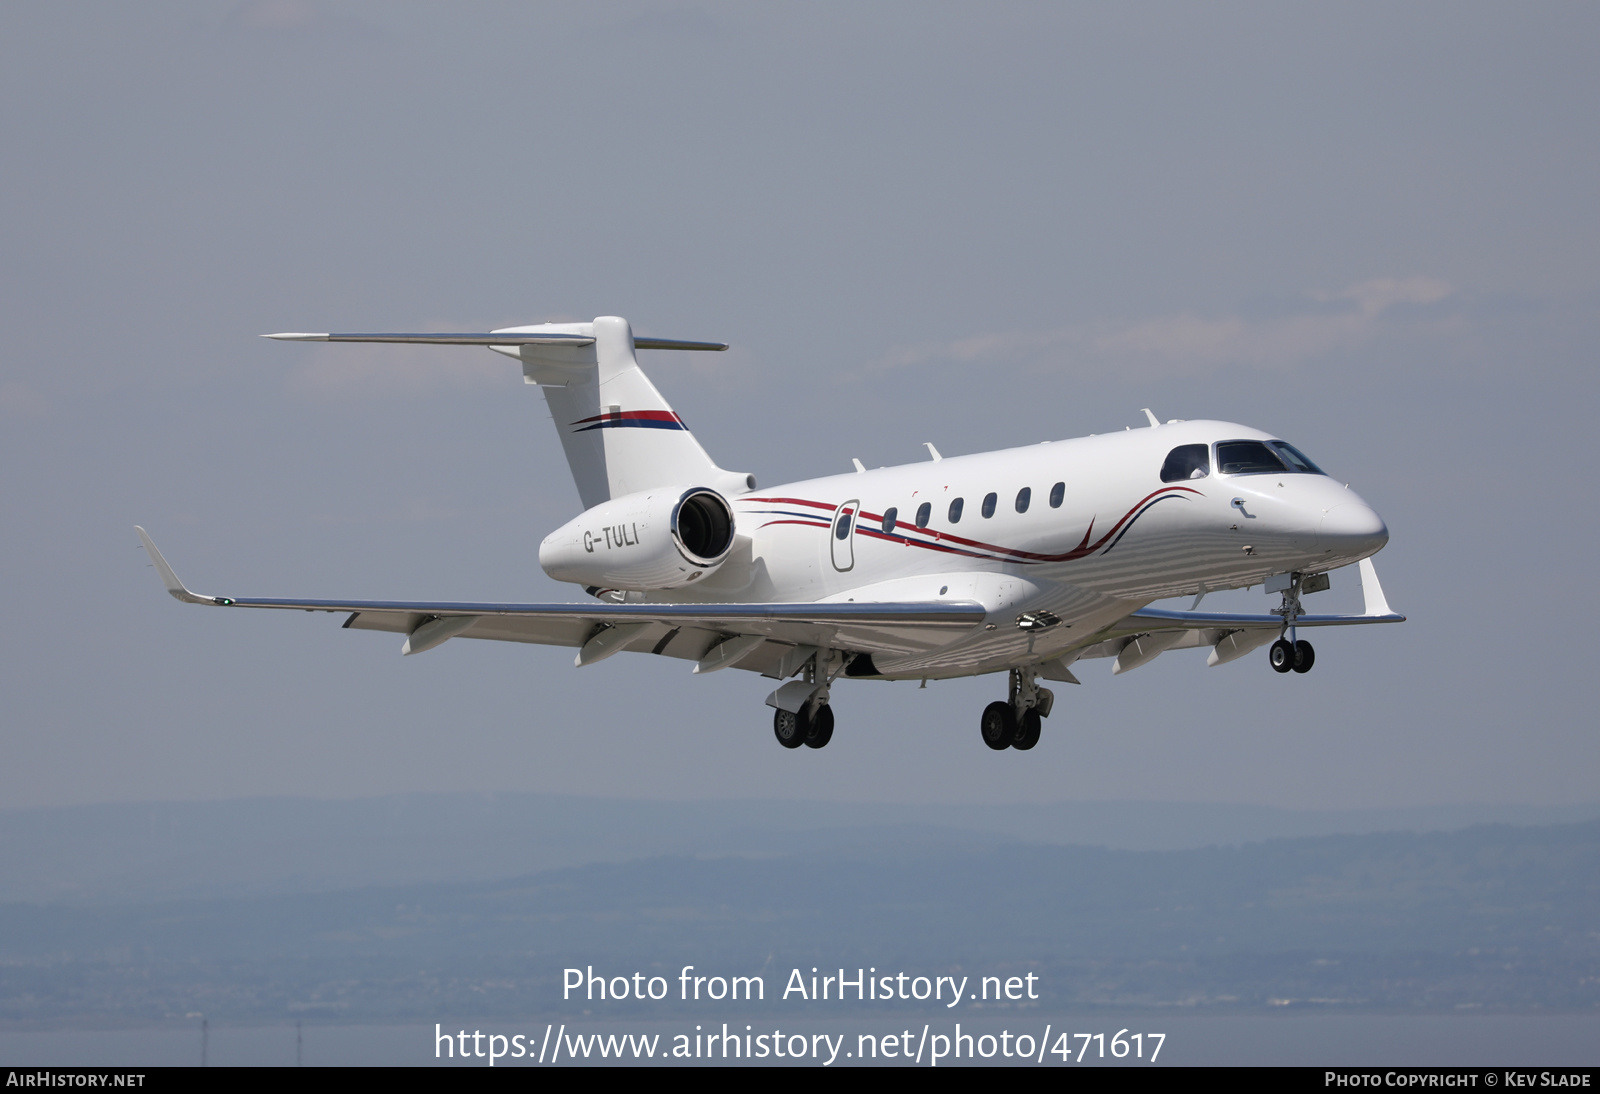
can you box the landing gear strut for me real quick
[980,667,1053,751]
[772,648,839,749]
[1269,575,1317,675]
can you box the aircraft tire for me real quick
[804,704,834,748]
[773,708,807,749]
[1269,639,1295,673]
[1013,708,1042,751]
[980,701,1015,750]
[1292,640,1315,674]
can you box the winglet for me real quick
[134,527,229,605]
[1357,557,1398,618]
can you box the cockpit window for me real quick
[1160,444,1210,483]
[1269,441,1325,475]
[1215,440,1289,475]
[1213,440,1326,476]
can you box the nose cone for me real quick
[1319,501,1389,559]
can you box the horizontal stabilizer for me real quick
[632,337,729,352]
[264,332,596,346]
[263,332,728,350]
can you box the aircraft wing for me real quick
[135,528,983,674]
[1063,558,1404,671]
[1124,559,1404,630]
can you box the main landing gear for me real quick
[1268,573,1316,674]
[1268,638,1315,674]
[774,703,834,749]
[981,667,1053,751]
[772,648,838,750]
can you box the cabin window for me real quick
[1160,443,1211,482]
[881,507,898,534]
[948,497,964,523]
[1270,441,1326,475]
[1015,487,1031,513]
[981,492,997,518]
[1215,440,1288,475]
[834,509,853,540]
[1049,481,1065,508]
[915,502,931,528]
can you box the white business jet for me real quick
[137,315,1402,752]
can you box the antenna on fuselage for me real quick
[924,442,942,462]
[1142,408,1160,427]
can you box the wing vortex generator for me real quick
[137,315,1403,752]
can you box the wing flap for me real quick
[309,598,982,660]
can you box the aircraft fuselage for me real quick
[634,419,1387,678]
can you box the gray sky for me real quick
[2,1,1596,811]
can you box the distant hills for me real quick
[0,796,1594,1025]
[0,793,1591,905]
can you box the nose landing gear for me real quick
[1268,574,1317,674]
[980,667,1052,751]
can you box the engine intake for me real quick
[539,487,736,590]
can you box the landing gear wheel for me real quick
[980,701,1016,750]
[1013,708,1042,751]
[773,707,806,749]
[1292,640,1315,674]
[1269,639,1295,674]
[804,704,834,748]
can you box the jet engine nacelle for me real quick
[538,486,736,591]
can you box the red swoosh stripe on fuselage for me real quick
[740,487,1202,564]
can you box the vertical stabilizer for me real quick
[503,316,743,508]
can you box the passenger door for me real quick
[830,499,859,572]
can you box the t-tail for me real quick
[266,315,753,509]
